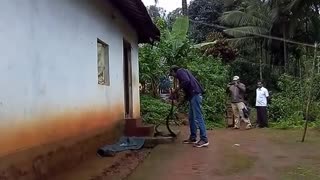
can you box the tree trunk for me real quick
[283,25,288,72]
[151,79,159,97]
[182,0,188,16]
[141,82,146,94]
[317,56,320,74]
[260,41,263,81]
[265,40,269,66]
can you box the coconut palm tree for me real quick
[181,0,188,16]
[219,0,273,80]
[269,0,320,69]
[220,0,272,46]
[221,0,319,70]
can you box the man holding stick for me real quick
[169,65,209,148]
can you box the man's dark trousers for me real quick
[256,106,268,128]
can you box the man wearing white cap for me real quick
[227,76,252,129]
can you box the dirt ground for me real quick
[51,127,320,180]
[128,127,320,180]
[49,149,152,180]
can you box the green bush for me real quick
[187,55,229,125]
[269,74,320,129]
[268,94,303,123]
[140,54,229,128]
[140,95,171,124]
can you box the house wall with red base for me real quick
[0,0,141,179]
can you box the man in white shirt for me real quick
[256,81,269,128]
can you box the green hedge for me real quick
[140,95,171,124]
[269,75,320,129]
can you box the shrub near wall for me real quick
[187,55,229,128]
[140,95,171,124]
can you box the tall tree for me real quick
[189,0,224,43]
[221,0,272,45]
[267,0,320,71]
[223,0,242,11]
[182,0,188,16]
[154,0,188,16]
[220,0,273,79]
[147,5,166,20]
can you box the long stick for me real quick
[302,43,318,142]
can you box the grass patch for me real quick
[206,120,225,130]
[215,145,256,176]
[265,129,320,145]
[278,165,320,180]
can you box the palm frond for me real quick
[224,26,270,38]
[226,37,259,47]
[193,41,218,49]
[287,0,316,11]
[221,10,270,28]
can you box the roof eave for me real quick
[109,0,160,44]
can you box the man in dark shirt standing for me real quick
[170,65,209,148]
[227,76,252,129]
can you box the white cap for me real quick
[233,76,240,81]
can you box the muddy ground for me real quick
[128,128,320,180]
[51,127,320,180]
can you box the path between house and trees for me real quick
[51,126,320,180]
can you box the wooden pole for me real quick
[302,43,318,142]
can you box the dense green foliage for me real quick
[189,0,224,43]
[221,0,320,69]
[139,16,229,126]
[219,0,320,129]
[269,74,320,129]
[187,56,229,123]
[142,0,320,130]
[140,95,171,124]
[139,17,191,96]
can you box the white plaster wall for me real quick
[0,0,141,154]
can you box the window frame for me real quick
[97,38,110,86]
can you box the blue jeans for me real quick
[188,94,208,142]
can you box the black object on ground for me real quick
[97,137,145,157]
[154,93,182,138]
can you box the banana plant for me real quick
[139,17,190,96]
[160,16,190,66]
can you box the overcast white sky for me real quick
[142,0,191,13]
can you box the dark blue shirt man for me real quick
[170,65,209,148]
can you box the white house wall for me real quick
[0,0,140,156]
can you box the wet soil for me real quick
[50,127,320,180]
[128,127,320,180]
